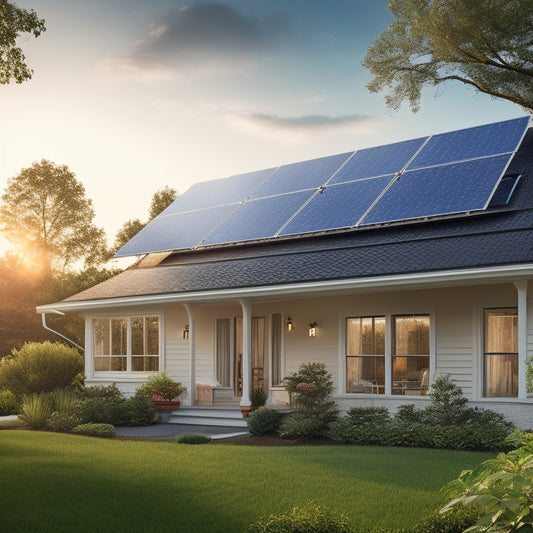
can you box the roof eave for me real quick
[36,263,533,314]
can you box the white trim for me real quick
[36,264,533,313]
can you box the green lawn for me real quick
[0,431,492,533]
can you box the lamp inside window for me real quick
[183,325,189,339]
[287,316,294,332]
[308,322,317,337]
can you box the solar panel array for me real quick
[116,117,530,257]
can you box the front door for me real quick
[234,317,266,396]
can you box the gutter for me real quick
[40,311,84,352]
[35,263,533,314]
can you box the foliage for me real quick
[49,388,80,415]
[424,375,469,425]
[0,341,83,398]
[148,186,177,219]
[0,389,18,415]
[0,159,108,272]
[80,383,123,401]
[346,406,390,426]
[251,388,268,410]
[281,362,338,438]
[362,0,533,113]
[526,358,533,393]
[18,393,52,429]
[441,437,533,532]
[46,411,81,433]
[71,423,115,438]
[247,408,284,436]
[247,504,353,533]
[175,433,212,444]
[0,0,46,84]
[122,390,156,426]
[139,372,186,401]
[112,218,146,254]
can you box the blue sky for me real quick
[0,0,524,252]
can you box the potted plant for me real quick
[142,372,187,410]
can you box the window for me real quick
[346,316,385,394]
[484,308,518,398]
[93,316,160,373]
[392,315,430,396]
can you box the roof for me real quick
[41,123,533,311]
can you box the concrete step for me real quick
[168,407,248,428]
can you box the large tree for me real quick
[363,0,533,113]
[0,159,108,272]
[0,0,46,84]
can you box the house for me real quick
[37,117,533,428]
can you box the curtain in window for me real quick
[271,314,282,386]
[216,318,231,387]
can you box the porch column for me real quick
[184,303,196,406]
[514,281,528,399]
[239,299,252,410]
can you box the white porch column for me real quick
[514,281,528,399]
[239,299,252,409]
[184,303,196,406]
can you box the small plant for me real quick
[140,372,187,401]
[247,408,284,436]
[50,388,80,415]
[0,389,18,415]
[175,433,212,444]
[247,503,353,533]
[19,393,53,429]
[251,388,268,410]
[46,411,81,433]
[71,423,115,438]
[526,357,533,393]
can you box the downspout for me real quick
[40,311,84,352]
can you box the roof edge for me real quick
[36,263,533,313]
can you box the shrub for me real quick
[71,423,115,438]
[175,433,212,444]
[80,383,123,400]
[122,390,156,426]
[46,411,81,433]
[247,408,284,436]
[346,406,390,426]
[281,362,338,439]
[0,390,18,415]
[18,393,53,429]
[394,404,423,423]
[139,372,186,401]
[78,395,128,426]
[247,504,353,533]
[251,388,268,410]
[0,342,83,398]
[50,389,80,415]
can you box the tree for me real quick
[363,0,533,113]
[0,159,108,272]
[0,1,46,84]
[112,186,178,254]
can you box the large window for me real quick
[346,316,385,394]
[94,316,160,373]
[484,308,518,398]
[392,315,430,395]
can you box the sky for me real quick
[0,0,524,255]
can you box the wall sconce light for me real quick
[308,322,317,337]
[183,325,189,340]
[287,316,294,332]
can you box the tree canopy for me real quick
[363,0,533,113]
[0,159,108,272]
[0,0,46,84]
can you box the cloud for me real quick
[230,112,379,143]
[100,3,289,81]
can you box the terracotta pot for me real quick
[153,399,181,410]
[240,406,252,418]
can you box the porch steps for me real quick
[167,406,248,428]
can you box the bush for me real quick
[281,362,338,439]
[251,388,268,410]
[247,504,353,533]
[46,411,81,433]
[175,433,212,444]
[0,342,83,398]
[71,423,115,438]
[78,395,128,426]
[50,389,80,415]
[19,393,53,429]
[346,406,390,426]
[247,408,284,436]
[122,391,156,426]
[80,383,123,400]
[139,372,186,401]
[0,390,18,415]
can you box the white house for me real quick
[38,117,533,428]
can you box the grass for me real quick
[0,431,493,533]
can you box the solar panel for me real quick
[249,152,352,199]
[361,155,512,226]
[329,138,427,185]
[114,204,239,256]
[161,167,276,215]
[408,116,529,170]
[203,191,314,245]
[280,176,396,236]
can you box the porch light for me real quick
[183,325,189,340]
[308,322,317,337]
[287,316,294,332]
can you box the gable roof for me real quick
[38,120,533,312]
